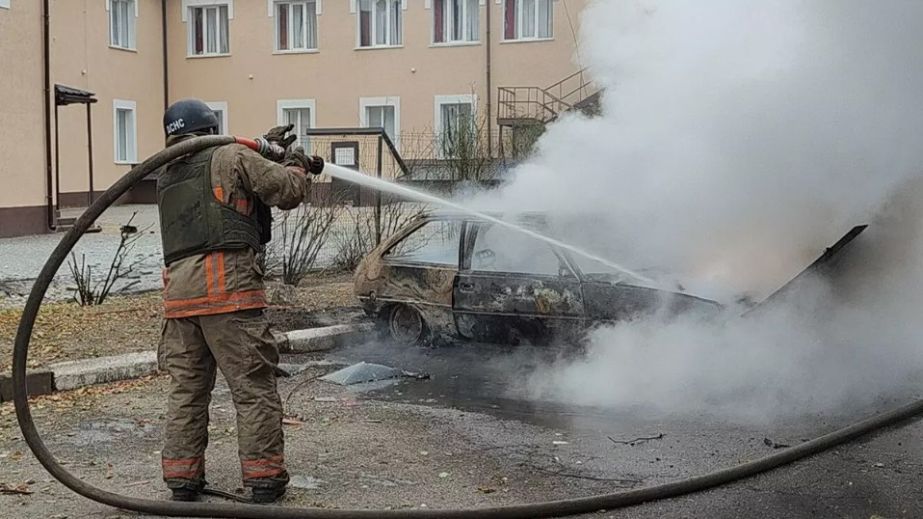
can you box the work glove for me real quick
[285,146,325,175]
[262,124,298,149]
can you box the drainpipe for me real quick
[485,0,493,158]
[162,0,169,110]
[43,0,54,230]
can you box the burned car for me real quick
[354,211,722,345]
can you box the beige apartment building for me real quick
[0,0,593,238]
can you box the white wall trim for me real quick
[426,0,485,7]
[182,0,233,22]
[106,0,140,16]
[351,0,405,14]
[204,101,229,135]
[0,0,10,11]
[276,99,317,127]
[268,0,322,17]
[113,99,138,164]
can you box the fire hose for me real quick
[12,134,923,518]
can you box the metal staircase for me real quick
[497,68,599,127]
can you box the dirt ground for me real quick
[0,369,617,518]
[0,273,356,372]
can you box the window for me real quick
[113,100,137,164]
[0,0,10,9]
[277,99,316,149]
[360,97,400,146]
[433,0,478,44]
[205,101,228,134]
[435,95,475,158]
[358,0,402,47]
[385,220,461,266]
[471,223,569,276]
[109,0,136,49]
[504,0,552,41]
[188,3,230,56]
[275,1,318,51]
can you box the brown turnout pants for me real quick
[158,309,288,490]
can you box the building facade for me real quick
[0,0,591,238]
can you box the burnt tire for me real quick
[386,304,427,346]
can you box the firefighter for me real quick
[155,99,323,503]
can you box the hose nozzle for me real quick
[250,137,287,162]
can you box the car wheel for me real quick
[388,304,426,346]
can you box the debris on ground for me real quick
[289,474,322,490]
[0,482,34,495]
[763,437,791,449]
[607,433,665,446]
[320,362,429,386]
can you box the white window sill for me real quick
[500,37,554,44]
[109,45,138,53]
[186,53,232,59]
[115,160,138,165]
[273,49,320,55]
[430,41,480,48]
[354,44,404,51]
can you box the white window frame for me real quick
[503,0,553,42]
[434,94,476,159]
[0,0,10,10]
[113,99,138,164]
[359,96,401,149]
[353,0,405,48]
[271,0,320,53]
[107,0,138,50]
[183,0,233,57]
[277,99,317,149]
[428,0,482,45]
[205,101,229,135]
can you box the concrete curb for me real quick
[50,351,159,391]
[0,371,55,403]
[281,322,376,353]
[0,324,371,402]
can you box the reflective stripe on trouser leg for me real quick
[162,456,205,481]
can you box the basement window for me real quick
[109,0,137,49]
[504,0,552,41]
[278,99,316,149]
[275,0,318,52]
[357,0,402,48]
[113,100,137,164]
[435,95,476,159]
[360,97,400,147]
[205,101,228,134]
[188,4,230,56]
[433,0,479,44]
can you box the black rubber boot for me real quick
[168,480,205,502]
[251,485,286,504]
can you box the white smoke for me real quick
[475,0,923,419]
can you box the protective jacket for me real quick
[157,135,309,318]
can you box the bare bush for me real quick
[278,203,340,286]
[68,213,147,306]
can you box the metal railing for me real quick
[497,68,596,125]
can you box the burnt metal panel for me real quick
[583,283,722,321]
[746,224,868,315]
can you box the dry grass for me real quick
[0,273,358,372]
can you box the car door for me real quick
[453,222,585,344]
[375,218,463,336]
